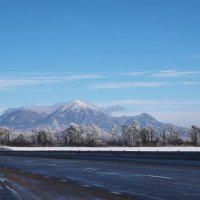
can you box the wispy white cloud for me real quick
[65,74,104,81]
[181,81,200,85]
[0,79,55,90]
[122,71,148,76]
[152,70,200,77]
[91,82,166,89]
[120,69,200,78]
[1,71,199,92]
[0,73,103,91]
[17,88,57,93]
[95,99,200,108]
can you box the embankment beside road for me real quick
[0,150,200,166]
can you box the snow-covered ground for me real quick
[1,146,200,152]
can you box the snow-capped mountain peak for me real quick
[57,100,96,113]
[72,100,95,110]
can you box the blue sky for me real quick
[0,0,200,126]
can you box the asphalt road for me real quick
[0,156,200,200]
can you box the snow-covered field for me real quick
[1,146,200,152]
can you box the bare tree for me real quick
[168,127,182,145]
[159,130,170,146]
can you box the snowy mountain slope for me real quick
[0,108,47,129]
[4,103,67,115]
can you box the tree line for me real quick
[0,122,200,147]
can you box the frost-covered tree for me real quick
[63,123,82,146]
[121,124,130,146]
[85,124,102,146]
[121,121,141,146]
[146,125,157,144]
[129,121,141,146]
[189,125,200,146]
[140,128,148,145]
[108,124,120,145]
[0,127,11,145]
[35,129,55,146]
[11,133,28,146]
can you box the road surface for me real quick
[0,156,200,200]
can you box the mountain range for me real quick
[0,100,187,134]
